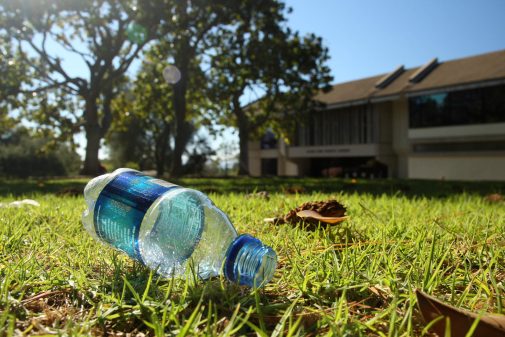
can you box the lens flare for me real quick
[126,23,147,44]
[162,65,181,84]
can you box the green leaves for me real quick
[0,0,173,174]
[206,1,332,174]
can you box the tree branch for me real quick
[16,42,80,95]
[50,31,94,68]
[26,31,84,93]
[19,80,72,94]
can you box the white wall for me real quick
[409,155,505,181]
[409,123,505,140]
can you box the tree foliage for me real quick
[108,42,212,176]
[108,0,247,177]
[0,0,169,174]
[1,0,332,178]
[208,0,332,175]
[153,0,248,176]
[0,34,33,134]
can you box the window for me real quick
[294,105,378,146]
[409,84,505,128]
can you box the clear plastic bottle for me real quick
[82,168,277,287]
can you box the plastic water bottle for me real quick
[82,168,277,287]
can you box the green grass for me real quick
[1,175,505,197]
[1,177,504,336]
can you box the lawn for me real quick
[1,177,504,336]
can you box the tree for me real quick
[0,34,32,135]
[155,0,255,176]
[0,0,168,175]
[108,41,208,176]
[107,113,150,170]
[208,0,332,175]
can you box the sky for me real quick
[285,0,505,84]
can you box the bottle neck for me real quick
[224,234,277,288]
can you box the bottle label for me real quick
[93,171,178,262]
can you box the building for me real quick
[248,49,505,180]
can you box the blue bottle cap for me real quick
[224,234,277,287]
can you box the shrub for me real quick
[0,129,81,178]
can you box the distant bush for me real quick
[0,128,81,178]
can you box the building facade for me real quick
[248,50,505,180]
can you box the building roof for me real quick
[314,74,384,106]
[405,50,505,94]
[316,49,505,106]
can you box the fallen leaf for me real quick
[296,209,348,224]
[485,193,504,203]
[416,289,505,336]
[265,200,347,227]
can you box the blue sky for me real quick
[286,0,505,84]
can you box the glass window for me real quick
[294,105,378,146]
[409,84,505,128]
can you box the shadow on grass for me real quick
[1,175,504,199]
[93,262,302,336]
[99,263,384,336]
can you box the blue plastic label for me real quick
[93,171,179,262]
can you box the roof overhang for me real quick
[316,99,368,110]
[370,94,401,103]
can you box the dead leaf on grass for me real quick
[485,193,504,203]
[296,209,348,224]
[416,289,505,337]
[265,200,347,226]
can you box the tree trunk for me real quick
[237,114,250,176]
[81,98,103,176]
[170,41,190,177]
[155,149,165,177]
[171,88,186,176]
[82,127,102,175]
[155,124,171,177]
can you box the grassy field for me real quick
[1,177,504,336]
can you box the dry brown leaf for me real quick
[296,209,348,224]
[416,289,505,337]
[265,200,347,227]
[485,193,504,203]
